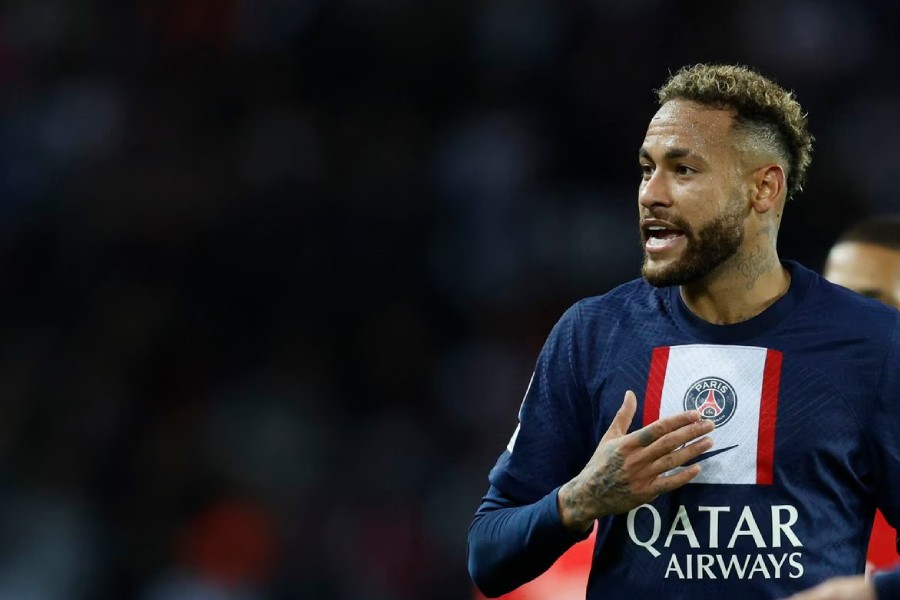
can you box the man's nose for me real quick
[639,170,672,209]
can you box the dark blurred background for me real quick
[0,0,897,598]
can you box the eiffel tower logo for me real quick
[697,389,724,418]
[683,377,737,427]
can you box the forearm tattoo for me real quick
[566,447,633,523]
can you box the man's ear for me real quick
[751,164,786,214]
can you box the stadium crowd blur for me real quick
[1,0,899,598]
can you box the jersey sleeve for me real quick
[468,302,597,596]
[869,313,900,554]
[488,302,595,502]
[467,483,593,597]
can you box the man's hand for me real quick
[780,576,875,600]
[557,390,714,532]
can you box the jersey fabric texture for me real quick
[468,261,900,599]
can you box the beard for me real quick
[641,209,745,288]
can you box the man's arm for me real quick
[467,484,590,598]
[468,391,714,597]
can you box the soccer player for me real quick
[826,217,900,576]
[824,217,900,309]
[467,64,900,599]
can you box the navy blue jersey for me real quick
[469,261,900,599]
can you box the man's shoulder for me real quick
[807,270,900,330]
[573,276,659,319]
[796,267,900,351]
[564,277,668,350]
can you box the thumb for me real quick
[602,390,637,442]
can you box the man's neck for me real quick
[679,247,790,325]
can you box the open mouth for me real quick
[644,224,686,253]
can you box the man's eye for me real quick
[640,164,654,178]
[675,165,695,175]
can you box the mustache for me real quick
[639,213,694,236]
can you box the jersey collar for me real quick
[665,260,812,344]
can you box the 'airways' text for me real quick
[664,552,804,580]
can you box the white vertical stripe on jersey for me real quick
[658,345,769,485]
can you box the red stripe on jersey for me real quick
[643,346,670,427]
[756,349,783,485]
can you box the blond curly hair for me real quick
[657,64,813,201]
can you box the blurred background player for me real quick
[823,216,900,583]
[824,217,900,309]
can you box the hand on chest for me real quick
[598,344,859,487]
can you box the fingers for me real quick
[601,390,637,442]
[644,418,715,462]
[650,463,702,496]
[650,435,713,474]
[630,408,706,448]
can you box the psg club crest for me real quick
[683,377,737,427]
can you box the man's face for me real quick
[824,242,900,308]
[638,100,749,287]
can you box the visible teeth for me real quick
[647,237,668,248]
[648,226,666,231]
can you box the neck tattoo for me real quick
[738,245,776,290]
